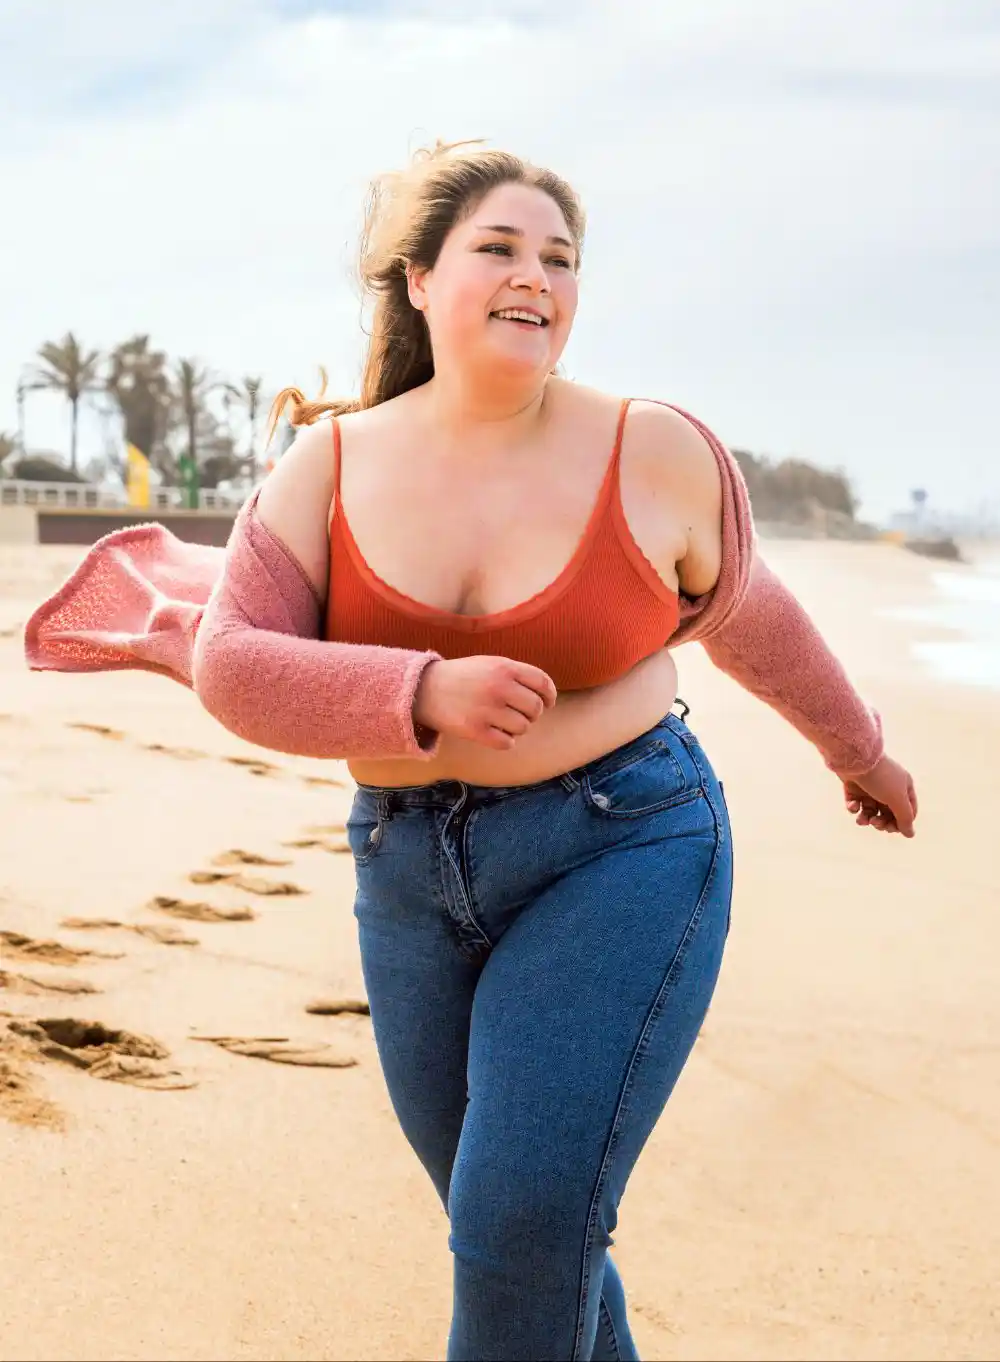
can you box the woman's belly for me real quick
[348,648,680,789]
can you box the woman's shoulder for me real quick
[336,386,425,438]
[558,380,721,447]
[578,387,725,494]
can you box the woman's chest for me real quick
[337,444,687,619]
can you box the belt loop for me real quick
[560,771,580,791]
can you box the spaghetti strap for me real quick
[608,397,631,500]
[331,418,343,498]
[613,397,632,461]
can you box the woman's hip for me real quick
[348,709,731,953]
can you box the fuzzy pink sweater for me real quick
[22,409,884,778]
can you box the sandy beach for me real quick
[1,536,998,1362]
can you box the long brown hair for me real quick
[267,139,585,440]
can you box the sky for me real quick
[1,0,997,521]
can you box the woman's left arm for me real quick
[655,405,918,837]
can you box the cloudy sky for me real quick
[2,0,997,519]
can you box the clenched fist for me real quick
[841,753,918,837]
[413,655,558,751]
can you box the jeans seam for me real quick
[441,794,492,955]
[584,786,705,820]
[581,736,666,786]
[460,807,492,948]
[347,808,383,867]
[598,1293,623,1361]
[572,797,725,1360]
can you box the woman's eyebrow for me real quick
[475,223,574,250]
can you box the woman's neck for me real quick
[420,372,556,453]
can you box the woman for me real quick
[26,141,917,1362]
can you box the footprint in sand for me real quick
[142,743,208,761]
[223,755,280,778]
[210,849,292,868]
[134,922,200,946]
[188,871,306,896]
[282,835,351,854]
[6,1016,195,1091]
[0,968,99,996]
[147,896,255,924]
[305,998,370,1017]
[299,775,345,789]
[61,916,200,948]
[192,1034,356,1068]
[0,1033,63,1129]
[66,722,126,740]
[0,929,124,965]
[631,1302,679,1336]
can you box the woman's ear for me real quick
[405,264,429,314]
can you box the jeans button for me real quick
[592,792,611,810]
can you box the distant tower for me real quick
[910,487,928,529]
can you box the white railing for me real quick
[0,480,248,513]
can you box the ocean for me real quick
[888,555,1000,691]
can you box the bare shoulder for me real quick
[338,386,425,437]
[254,418,338,602]
[625,400,722,500]
[624,399,724,595]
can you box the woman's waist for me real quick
[348,647,679,790]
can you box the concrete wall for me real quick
[0,507,238,549]
[0,506,40,546]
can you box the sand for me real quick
[0,537,998,1362]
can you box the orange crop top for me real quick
[324,399,680,692]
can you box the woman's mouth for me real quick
[489,308,549,328]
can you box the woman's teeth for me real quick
[491,309,547,326]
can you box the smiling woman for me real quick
[25,138,917,1362]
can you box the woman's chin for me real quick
[480,335,557,378]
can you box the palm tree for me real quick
[224,376,264,466]
[27,333,103,476]
[0,430,16,475]
[174,358,219,472]
[106,335,172,478]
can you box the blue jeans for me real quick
[348,711,733,1362]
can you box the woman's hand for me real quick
[841,754,918,837]
[413,656,558,751]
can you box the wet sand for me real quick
[1,537,997,1361]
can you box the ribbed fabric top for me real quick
[324,399,680,692]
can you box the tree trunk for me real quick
[70,396,79,476]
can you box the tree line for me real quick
[730,447,859,526]
[1,332,860,524]
[1,332,269,489]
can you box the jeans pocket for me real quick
[346,793,385,866]
[582,739,700,818]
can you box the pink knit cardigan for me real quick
[22,407,884,778]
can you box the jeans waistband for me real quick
[356,700,695,812]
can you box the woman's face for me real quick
[408,181,579,386]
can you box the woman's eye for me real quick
[477,243,573,269]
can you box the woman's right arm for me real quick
[190,421,443,760]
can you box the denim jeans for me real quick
[348,710,733,1361]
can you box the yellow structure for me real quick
[126,443,150,509]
